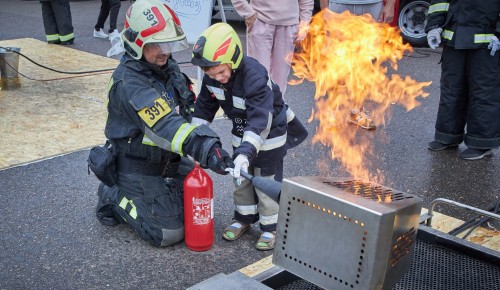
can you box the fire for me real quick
[290,9,431,182]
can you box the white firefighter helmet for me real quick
[122,0,189,59]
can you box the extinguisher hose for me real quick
[239,171,282,203]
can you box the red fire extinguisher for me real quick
[183,162,214,251]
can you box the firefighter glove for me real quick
[427,28,442,49]
[207,144,234,175]
[488,36,500,56]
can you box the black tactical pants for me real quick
[98,158,193,247]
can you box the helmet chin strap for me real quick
[123,41,138,58]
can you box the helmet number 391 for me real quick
[144,9,159,26]
[142,7,166,38]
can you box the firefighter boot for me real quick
[96,183,120,226]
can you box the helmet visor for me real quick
[156,38,190,54]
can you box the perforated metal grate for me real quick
[324,180,415,203]
[276,239,500,290]
[276,279,318,290]
[390,227,417,267]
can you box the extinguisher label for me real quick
[192,197,212,225]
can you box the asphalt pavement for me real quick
[1,1,499,289]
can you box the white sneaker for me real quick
[108,29,120,40]
[93,28,108,38]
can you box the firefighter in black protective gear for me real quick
[190,23,308,250]
[425,0,500,160]
[40,0,75,45]
[92,0,233,247]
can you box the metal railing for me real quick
[426,198,500,227]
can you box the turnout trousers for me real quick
[232,163,281,232]
[40,0,74,42]
[434,46,500,149]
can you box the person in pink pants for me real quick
[231,0,314,100]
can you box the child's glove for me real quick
[232,154,249,184]
[427,28,442,49]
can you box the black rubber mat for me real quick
[276,239,500,290]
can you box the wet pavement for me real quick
[1,1,499,289]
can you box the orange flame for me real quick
[290,9,431,182]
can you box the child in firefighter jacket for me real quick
[190,23,308,250]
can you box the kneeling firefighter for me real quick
[88,0,233,247]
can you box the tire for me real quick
[398,0,431,47]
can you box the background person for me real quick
[231,0,314,100]
[40,0,74,45]
[93,0,233,247]
[190,23,308,251]
[93,0,121,39]
[425,0,500,160]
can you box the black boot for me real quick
[60,37,74,45]
[96,183,120,226]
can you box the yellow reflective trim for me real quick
[130,208,137,219]
[428,3,449,14]
[119,197,137,219]
[142,134,158,146]
[59,33,74,41]
[138,97,171,127]
[442,30,453,40]
[46,34,59,41]
[119,197,129,210]
[171,123,196,154]
[474,34,494,43]
[107,78,114,92]
[129,200,137,219]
